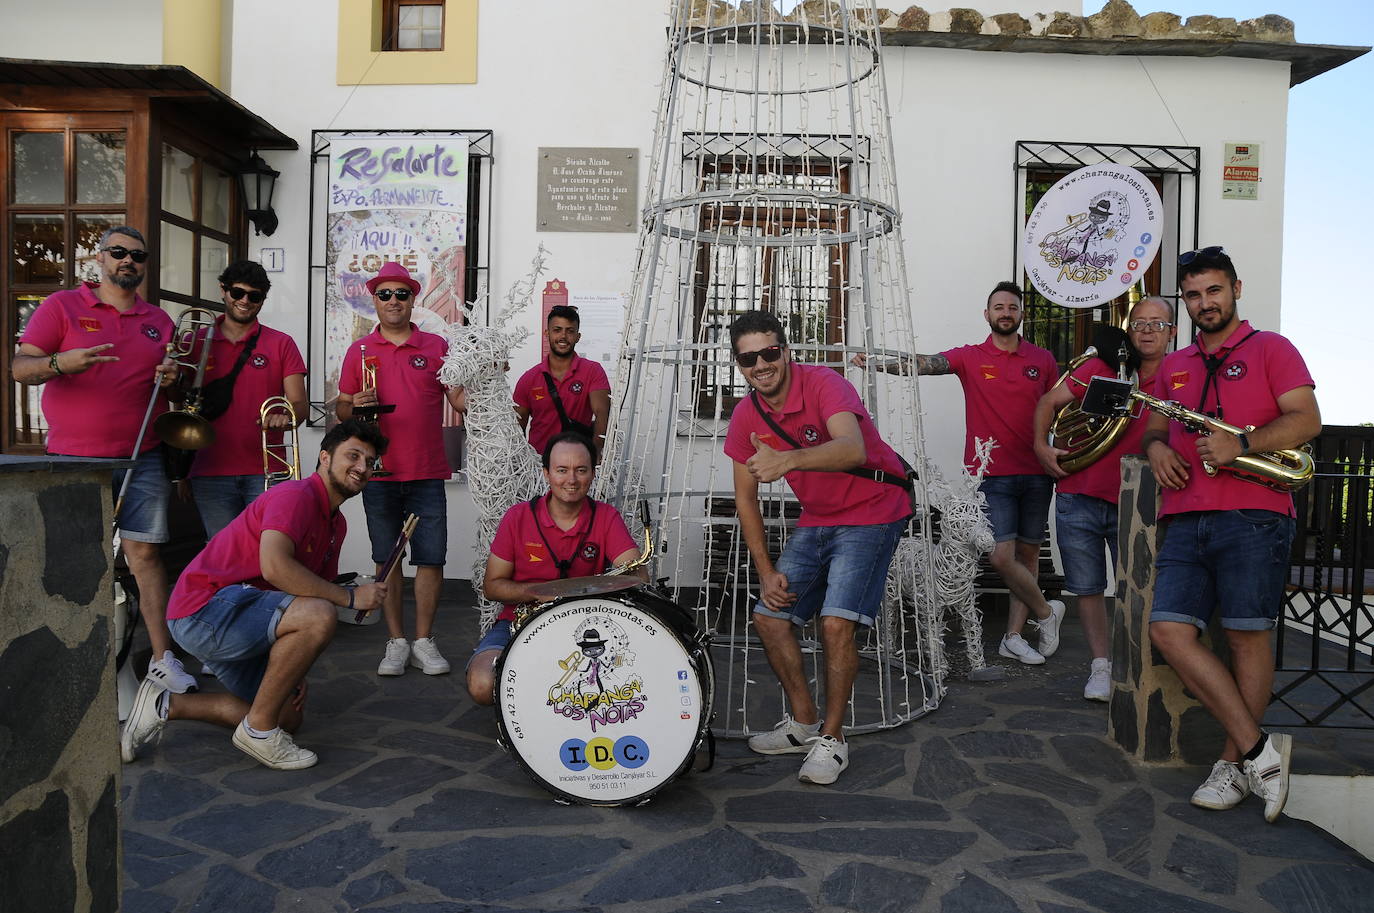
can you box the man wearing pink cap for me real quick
[13,225,195,695]
[338,261,465,677]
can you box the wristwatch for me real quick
[49,352,62,375]
[1237,432,1250,455]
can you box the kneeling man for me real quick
[121,419,389,770]
[466,431,643,705]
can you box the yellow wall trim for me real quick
[338,0,478,86]
[163,0,225,89]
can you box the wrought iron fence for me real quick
[1273,425,1374,728]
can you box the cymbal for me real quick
[525,575,643,600]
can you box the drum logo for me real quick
[547,615,646,732]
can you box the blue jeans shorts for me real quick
[1151,509,1296,631]
[191,474,266,539]
[1055,492,1120,595]
[111,448,170,543]
[361,479,448,566]
[170,584,295,702]
[466,619,513,672]
[754,519,906,628]
[979,474,1053,544]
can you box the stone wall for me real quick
[1108,455,1225,765]
[0,458,122,913]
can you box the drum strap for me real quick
[528,496,599,579]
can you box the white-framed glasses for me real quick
[1128,319,1174,332]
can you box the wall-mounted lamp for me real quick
[237,151,280,236]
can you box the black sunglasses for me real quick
[735,345,784,368]
[102,245,149,263]
[1178,245,1226,267]
[374,288,412,302]
[225,285,266,304]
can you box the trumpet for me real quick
[354,343,394,475]
[260,396,300,490]
[1079,376,1315,492]
[153,307,219,450]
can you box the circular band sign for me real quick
[1022,164,1163,309]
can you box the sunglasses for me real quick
[734,345,784,368]
[225,285,266,304]
[102,245,149,263]
[1128,319,1173,332]
[374,288,412,302]
[1178,245,1225,267]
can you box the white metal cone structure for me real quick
[596,0,953,736]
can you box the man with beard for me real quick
[907,281,1066,665]
[186,259,308,536]
[1143,247,1319,823]
[726,311,912,786]
[120,419,388,769]
[513,305,611,459]
[13,226,195,693]
[1033,297,1177,700]
[338,261,465,677]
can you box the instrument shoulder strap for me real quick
[528,495,599,579]
[1195,328,1259,414]
[748,390,914,492]
[542,370,595,438]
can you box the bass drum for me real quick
[494,590,713,806]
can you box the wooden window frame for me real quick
[383,0,446,52]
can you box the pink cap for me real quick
[365,260,422,296]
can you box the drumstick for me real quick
[353,513,418,623]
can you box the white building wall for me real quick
[0,0,163,63]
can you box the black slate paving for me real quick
[117,586,1373,912]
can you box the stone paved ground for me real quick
[120,586,1374,913]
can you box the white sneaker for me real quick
[998,633,1045,665]
[231,721,318,770]
[146,650,198,693]
[748,715,822,755]
[1035,599,1067,658]
[120,677,166,763]
[1191,759,1250,810]
[1084,658,1111,702]
[409,636,451,675]
[378,638,410,676]
[798,734,849,785]
[1242,732,1292,823]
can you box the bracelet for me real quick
[346,586,356,610]
[1237,432,1251,455]
[49,352,63,376]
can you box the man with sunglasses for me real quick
[513,304,611,459]
[725,310,911,785]
[13,225,196,695]
[338,261,465,677]
[1141,247,1320,823]
[184,260,307,537]
[1032,297,1176,700]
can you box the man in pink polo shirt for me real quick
[1142,247,1320,823]
[725,310,911,786]
[465,431,642,705]
[13,225,195,694]
[120,419,388,770]
[186,259,307,537]
[338,261,465,677]
[1033,297,1176,700]
[907,281,1067,666]
[513,305,611,459]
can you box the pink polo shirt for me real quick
[723,363,911,528]
[513,354,610,455]
[1056,357,1160,504]
[19,283,174,457]
[941,336,1057,477]
[1156,321,1314,519]
[339,326,451,482]
[489,495,637,622]
[188,319,307,477]
[168,473,343,620]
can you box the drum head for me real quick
[495,595,707,806]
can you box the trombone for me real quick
[261,396,300,490]
[153,307,219,450]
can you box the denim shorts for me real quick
[1151,509,1297,631]
[1055,492,1120,596]
[191,474,266,539]
[361,479,448,566]
[754,519,906,628]
[169,584,295,702]
[466,619,513,672]
[110,448,170,543]
[979,474,1053,544]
